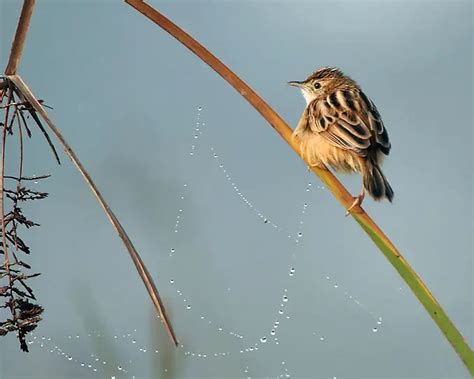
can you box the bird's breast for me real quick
[296,129,361,173]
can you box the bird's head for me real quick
[288,67,354,104]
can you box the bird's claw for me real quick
[307,161,322,171]
[345,191,365,217]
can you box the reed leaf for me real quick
[124,0,473,374]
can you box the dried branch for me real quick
[0,81,44,351]
[124,0,474,374]
[1,0,177,349]
[7,74,178,346]
[4,0,36,76]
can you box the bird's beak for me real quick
[287,80,306,88]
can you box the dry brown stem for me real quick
[7,74,179,346]
[4,0,36,76]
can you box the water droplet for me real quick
[132,339,136,344]
[197,107,202,111]
[186,305,192,310]
[320,336,325,341]
[278,309,284,314]
[372,327,378,333]
[260,337,267,343]
[270,330,276,335]
[170,279,174,284]
[289,268,295,276]
[282,295,288,302]
[298,232,303,237]
[334,284,339,288]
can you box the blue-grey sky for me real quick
[0,1,472,378]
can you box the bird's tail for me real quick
[363,162,394,202]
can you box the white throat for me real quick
[301,89,317,105]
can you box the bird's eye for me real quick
[314,82,321,89]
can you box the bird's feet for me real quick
[307,161,322,171]
[345,190,365,216]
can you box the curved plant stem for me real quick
[124,0,474,374]
[7,74,178,346]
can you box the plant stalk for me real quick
[124,0,474,374]
[4,0,36,76]
[8,74,178,346]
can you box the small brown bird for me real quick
[289,67,393,213]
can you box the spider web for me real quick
[25,106,386,378]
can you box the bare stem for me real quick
[7,74,178,346]
[124,0,474,374]
[4,0,36,76]
[1,88,13,274]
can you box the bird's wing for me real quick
[308,89,391,157]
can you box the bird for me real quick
[288,67,393,214]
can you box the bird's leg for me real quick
[345,187,365,216]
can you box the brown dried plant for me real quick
[1,0,177,351]
[0,78,52,351]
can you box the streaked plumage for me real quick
[289,67,393,209]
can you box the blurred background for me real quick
[0,0,472,378]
